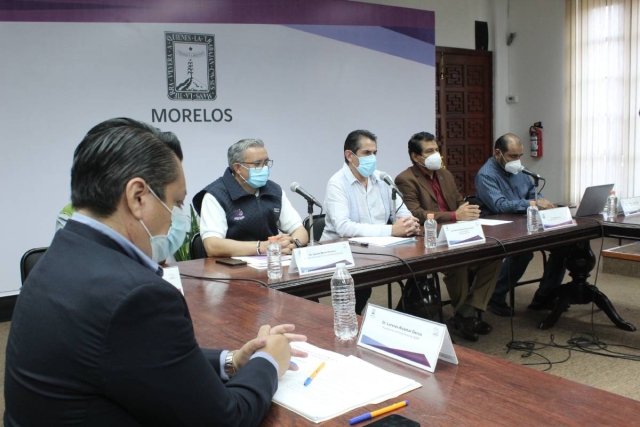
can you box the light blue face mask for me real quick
[352,152,377,177]
[240,164,270,188]
[140,187,191,263]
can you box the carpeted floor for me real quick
[1,238,639,415]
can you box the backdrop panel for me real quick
[0,0,435,294]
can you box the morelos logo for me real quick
[165,32,216,100]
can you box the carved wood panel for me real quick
[435,47,493,197]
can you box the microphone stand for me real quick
[533,176,540,203]
[306,200,315,246]
[391,189,398,224]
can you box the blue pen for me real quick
[349,400,409,425]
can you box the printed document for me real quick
[272,342,421,423]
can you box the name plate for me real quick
[436,221,486,248]
[288,241,355,275]
[162,266,184,295]
[538,206,575,231]
[621,197,640,217]
[357,304,458,373]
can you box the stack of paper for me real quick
[348,236,417,247]
[273,342,421,423]
[231,255,291,270]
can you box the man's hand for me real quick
[392,216,420,237]
[233,324,308,375]
[455,202,481,221]
[537,198,556,210]
[275,234,296,255]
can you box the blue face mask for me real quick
[240,165,270,188]
[140,188,191,263]
[352,152,377,177]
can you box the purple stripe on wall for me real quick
[383,26,435,45]
[286,25,435,67]
[0,0,435,28]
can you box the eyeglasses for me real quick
[237,159,274,170]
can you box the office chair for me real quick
[189,233,208,260]
[464,195,548,313]
[302,214,326,243]
[20,247,47,284]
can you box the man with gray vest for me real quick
[321,129,420,314]
[193,139,309,257]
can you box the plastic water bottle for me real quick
[606,190,618,220]
[424,213,437,249]
[330,263,358,340]
[266,236,282,279]
[527,200,539,232]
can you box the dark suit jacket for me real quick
[5,220,277,427]
[395,164,464,223]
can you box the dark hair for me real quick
[494,133,520,152]
[158,131,183,161]
[343,129,377,164]
[407,131,437,163]
[84,118,183,161]
[71,118,181,217]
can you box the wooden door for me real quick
[435,47,493,197]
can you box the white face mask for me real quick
[501,152,523,175]
[422,152,442,170]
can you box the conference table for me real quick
[177,214,640,330]
[584,212,640,240]
[183,275,640,426]
[178,214,601,300]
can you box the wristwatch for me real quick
[224,350,237,378]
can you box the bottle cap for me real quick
[336,263,345,269]
[427,213,435,219]
[268,236,278,242]
[610,190,615,195]
[529,200,536,205]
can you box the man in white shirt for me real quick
[193,139,309,257]
[321,129,420,313]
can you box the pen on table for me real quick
[349,400,409,425]
[349,241,369,248]
[303,361,325,387]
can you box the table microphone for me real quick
[290,182,322,208]
[378,172,404,198]
[518,166,544,180]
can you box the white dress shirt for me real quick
[321,163,411,241]
[199,190,303,240]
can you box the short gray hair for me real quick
[227,139,265,168]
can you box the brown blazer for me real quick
[395,164,464,223]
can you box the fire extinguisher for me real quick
[530,122,543,157]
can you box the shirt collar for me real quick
[490,157,511,177]
[70,212,162,276]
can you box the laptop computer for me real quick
[572,184,615,217]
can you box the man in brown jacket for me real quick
[395,131,502,342]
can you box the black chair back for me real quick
[190,233,208,260]
[20,247,47,284]
[302,214,326,243]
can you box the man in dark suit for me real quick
[395,131,501,342]
[4,118,306,426]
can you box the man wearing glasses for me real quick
[193,139,309,257]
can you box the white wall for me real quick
[504,0,566,202]
[355,0,494,50]
[358,0,567,202]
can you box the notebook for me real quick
[573,184,615,217]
